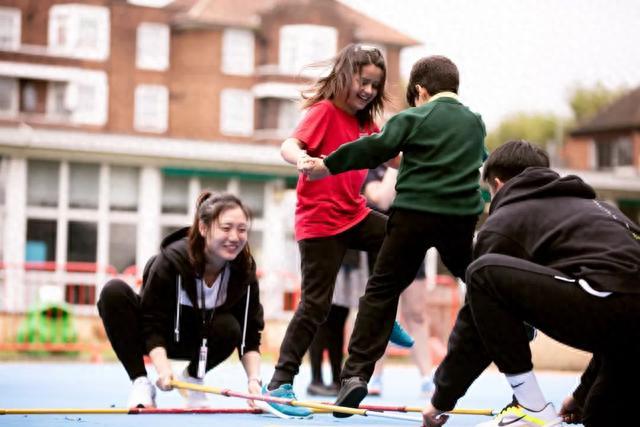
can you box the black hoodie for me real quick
[431,167,640,411]
[139,227,264,355]
[475,166,640,293]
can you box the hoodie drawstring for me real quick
[174,275,182,342]
[240,284,250,357]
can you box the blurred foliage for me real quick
[486,82,627,151]
[485,112,564,150]
[568,82,627,124]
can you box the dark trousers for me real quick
[98,279,240,380]
[342,209,477,381]
[308,304,350,385]
[269,211,387,387]
[462,254,640,426]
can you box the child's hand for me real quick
[305,157,330,180]
[296,153,314,173]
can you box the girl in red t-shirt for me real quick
[263,43,411,418]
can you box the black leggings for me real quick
[98,279,240,380]
[269,211,387,388]
[308,304,350,385]
[464,254,640,426]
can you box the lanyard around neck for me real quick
[200,265,226,330]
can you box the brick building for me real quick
[561,86,640,224]
[0,0,419,318]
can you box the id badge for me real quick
[197,338,208,379]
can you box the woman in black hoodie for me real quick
[98,192,264,409]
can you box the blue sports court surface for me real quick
[1,360,583,426]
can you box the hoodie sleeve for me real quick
[323,110,417,174]
[140,252,177,353]
[232,259,264,355]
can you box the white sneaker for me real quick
[177,368,209,408]
[476,401,563,427]
[127,376,156,408]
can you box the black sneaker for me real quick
[333,377,367,418]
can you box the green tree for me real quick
[485,112,563,150]
[568,82,627,123]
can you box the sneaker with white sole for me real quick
[389,321,414,348]
[261,384,313,419]
[475,400,563,427]
[177,368,209,408]
[127,376,156,408]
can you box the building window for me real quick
[110,166,139,211]
[66,80,108,126]
[48,4,110,61]
[596,137,634,170]
[238,180,265,218]
[67,221,97,263]
[220,89,254,136]
[0,7,20,50]
[27,160,59,207]
[136,22,170,71]
[20,81,41,113]
[26,219,57,262]
[279,24,337,76]
[200,176,229,194]
[134,84,168,133]
[162,174,189,214]
[0,77,18,116]
[278,100,302,132]
[109,223,137,273]
[69,163,99,209]
[46,82,71,119]
[222,28,254,75]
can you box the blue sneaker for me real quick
[260,384,313,419]
[389,321,414,348]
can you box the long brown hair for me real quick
[188,191,253,276]
[302,43,388,126]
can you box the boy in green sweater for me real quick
[303,55,486,415]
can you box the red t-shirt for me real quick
[293,100,379,240]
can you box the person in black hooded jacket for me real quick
[98,191,264,409]
[422,140,640,427]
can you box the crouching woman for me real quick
[98,192,264,408]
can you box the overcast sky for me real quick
[340,0,640,129]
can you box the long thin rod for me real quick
[1,408,263,415]
[349,403,495,416]
[171,380,419,423]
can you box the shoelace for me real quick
[497,397,521,415]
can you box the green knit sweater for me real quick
[324,96,487,216]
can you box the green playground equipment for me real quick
[16,302,78,354]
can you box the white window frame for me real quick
[134,84,169,133]
[219,89,254,137]
[221,28,255,76]
[48,4,110,61]
[0,77,18,117]
[0,7,21,51]
[279,24,337,76]
[136,22,170,71]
